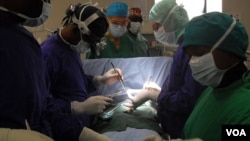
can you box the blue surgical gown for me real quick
[157,41,207,138]
[41,31,97,141]
[0,19,52,135]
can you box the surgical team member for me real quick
[41,3,121,141]
[182,12,250,141]
[124,0,206,138]
[87,1,135,58]
[125,7,149,57]
[0,0,54,139]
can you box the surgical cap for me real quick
[74,5,108,38]
[106,2,128,17]
[149,0,189,32]
[128,7,143,22]
[182,12,249,60]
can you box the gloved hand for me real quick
[143,81,162,91]
[123,88,160,109]
[93,68,122,87]
[143,134,203,141]
[71,96,113,115]
[79,127,112,141]
[0,128,53,141]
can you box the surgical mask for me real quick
[129,22,142,35]
[109,24,127,38]
[59,28,90,53]
[189,53,230,87]
[189,18,237,87]
[24,2,51,27]
[154,26,176,45]
[71,39,90,53]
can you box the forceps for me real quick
[111,62,127,92]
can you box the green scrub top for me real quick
[95,34,135,58]
[125,32,149,57]
[184,73,250,141]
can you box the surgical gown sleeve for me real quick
[0,20,52,136]
[41,33,96,141]
[156,43,207,138]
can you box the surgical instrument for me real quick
[111,62,127,92]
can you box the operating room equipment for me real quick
[107,90,128,105]
[111,61,127,92]
[99,104,121,120]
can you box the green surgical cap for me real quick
[149,0,189,32]
[183,12,249,60]
[106,2,128,17]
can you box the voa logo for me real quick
[226,129,246,136]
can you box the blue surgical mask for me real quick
[109,24,126,38]
[24,2,51,27]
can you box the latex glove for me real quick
[79,127,112,141]
[143,135,203,141]
[71,96,113,115]
[123,88,160,109]
[93,68,122,87]
[143,81,162,91]
[0,128,53,141]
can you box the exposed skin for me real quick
[60,23,82,45]
[152,22,169,32]
[185,46,242,70]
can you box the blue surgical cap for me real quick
[149,0,189,32]
[106,2,128,17]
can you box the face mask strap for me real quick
[211,18,237,52]
[0,6,32,19]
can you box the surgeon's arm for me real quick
[93,68,122,87]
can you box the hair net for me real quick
[149,0,189,32]
[106,2,128,17]
[182,12,249,60]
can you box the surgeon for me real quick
[124,0,207,138]
[0,0,53,140]
[182,12,250,141]
[87,1,135,58]
[41,3,123,141]
[125,7,149,57]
